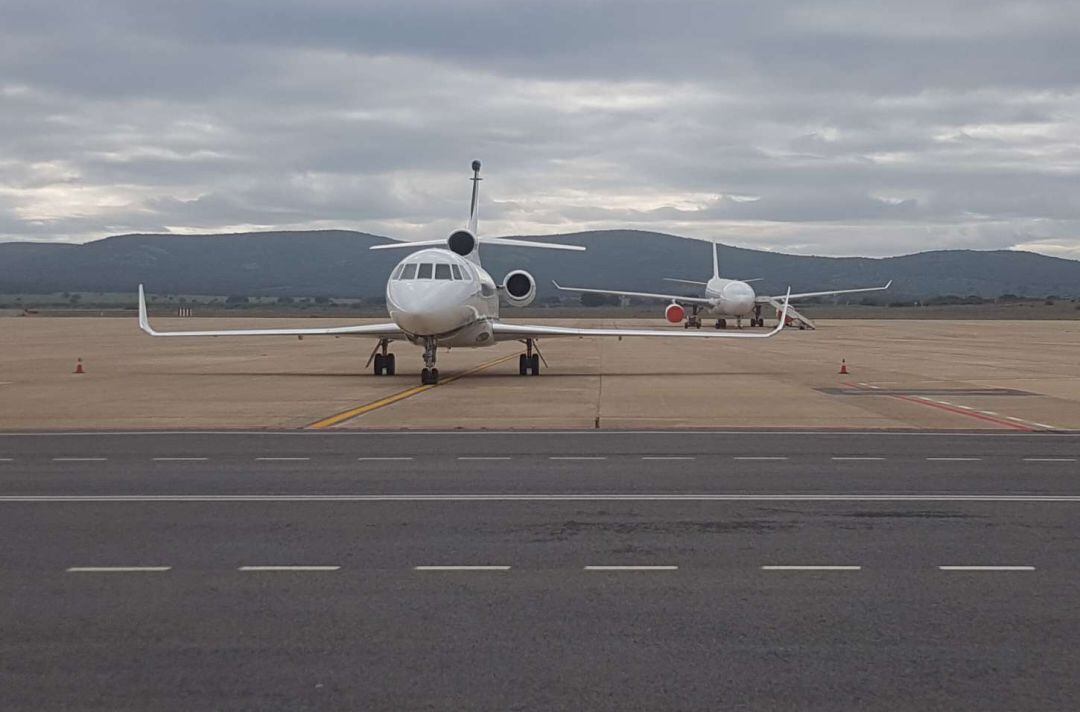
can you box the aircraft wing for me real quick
[495,290,791,340]
[551,281,714,306]
[137,285,403,339]
[756,280,891,302]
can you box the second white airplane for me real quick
[139,161,791,384]
[555,241,890,330]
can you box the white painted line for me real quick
[52,457,107,462]
[938,566,1035,571]
[67,566,171,573]
[641,456,696,460]
[831,457,886,461]
[1033,423,1058,430]
[357,457,414,461]
[414,566,511,571]
[549,456,607,460]
[6,492,1080,503]
[254,457,310,461]
[734,456,789,461]
[584,565,678,571]
[0,458,12,462]
[1022,458,1076,462]
[457,457,512,461]
[925,457,982,461]
[955,405,975,410]
[979,411,1000,416]
[761,565,861,571]
[238,565,340,572]
[152,457,209,462]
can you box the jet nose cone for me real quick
[388,282,472,335]
[723,283,756,315]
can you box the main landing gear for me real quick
[749,304,765,327]
[420,336,439,385]
[684,305,703,329]
[370,339,396,376]
[714,318,728,329]
[519,339,541,376]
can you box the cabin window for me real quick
[450,264,462,280]
[480,280,495,297]
[393,264,406,280]
[401,263,418,280]
[434,263,452,280]
[417,263,433,279]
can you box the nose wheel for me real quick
[420,337,439,385]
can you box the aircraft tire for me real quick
[386,354,396,375]
[530,354,541,375]
[373,353,385,375]
[519,354,529,375]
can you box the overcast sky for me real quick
[2,0,1079,258]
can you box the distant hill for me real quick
[1,229,1078,300]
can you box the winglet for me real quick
[137,284,156,336]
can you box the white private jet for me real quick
[554,241,890,330]
[139,161,791,384]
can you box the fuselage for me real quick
[385,248,501,346]
[703,277,757,317]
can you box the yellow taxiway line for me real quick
[306,352,520,429]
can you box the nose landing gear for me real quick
[420,337,439,385]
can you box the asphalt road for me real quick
[1,430,1078,710]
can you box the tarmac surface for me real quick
[3,316,1080,430]
[1,430,1078,710]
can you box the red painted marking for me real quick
[841,382,1033,432]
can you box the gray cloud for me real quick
[1,0,1079,257]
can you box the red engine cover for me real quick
[665,303,686,323]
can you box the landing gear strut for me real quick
[369,339,396,376]
[519,339,541,376]
[685,305,703,329]
[420,337,439,385]
[714,318,728,329]
[751,304,764,328]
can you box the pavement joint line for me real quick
[584,565,678,571]
[8,494,1080,502]
[938,566,1035,571]
[238,566,340,572]
[414,565,511,571]
[358,456,414,461]
[66,566,171,573]
[761,565,862,571]
[305,352,520,429]
[152,457,209,461]
[52,457,107,462]
[1023,458,1076,462]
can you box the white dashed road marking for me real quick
[255,457,310,461]
[938,566,1035,571]
[457,457,512,461]
[641,456,696,460]
[831,457,886,461]
[1022,458,1075,462]
[734,456,789,461]
[153,457,209,462]
[925,457,982,461]
[761,565,862,571]
[358,457,414,461]
[238,566,340,572]
[414,566,511,571]
[52,457,107,462]
[67,566,171,573]
[584,565,678,571]
[549,456,607,461]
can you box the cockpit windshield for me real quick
[395,261,472,281]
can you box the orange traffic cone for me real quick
[839,359,848,375]
[74,358,85,374]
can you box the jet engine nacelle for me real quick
[665,302,686,323]
[501,269,536,307]
[447,229,477,256]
